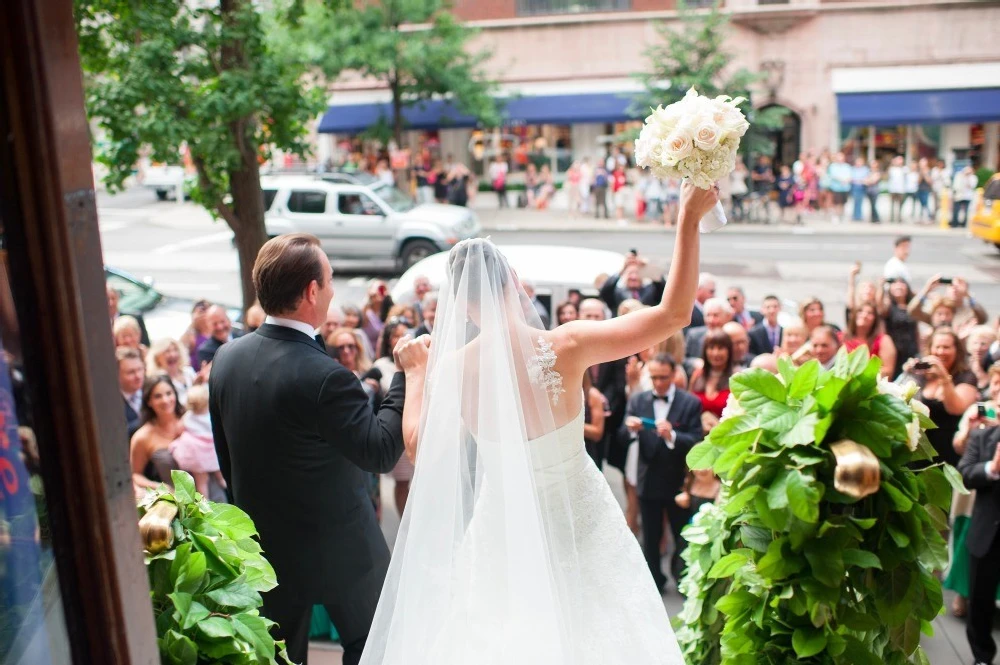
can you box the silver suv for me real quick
[262,175,481,270]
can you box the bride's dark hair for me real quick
[447,239,511,299]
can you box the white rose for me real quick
[721,393,745,420]
[664,129,694,162]
[906,416,921,452]
[693,123,721,152]
[910,399,930,419]
[877,377,905,400]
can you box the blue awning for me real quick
[837,88,1000,126]
[317,92,639,134]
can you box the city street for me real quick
[98,187,994,665]
[99,187,1000,330]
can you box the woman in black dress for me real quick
[878,277,919,378]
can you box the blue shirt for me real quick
[851,165,870,185]
[828,162,852,193]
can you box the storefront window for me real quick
[517,0,630,16]
[841,125,943,163]
[469,125,574,177]
[0,220,71,663]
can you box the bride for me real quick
[362,182,718,665]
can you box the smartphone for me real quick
[640,417,657,430]
[978,403,988,418]
[886,277,898,284]
[629,249,638,257]
[938,277,953,285]
[978,403,997,419]
[913,361,932,371]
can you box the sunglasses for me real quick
[387,316,413,327]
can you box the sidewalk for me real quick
[471,196,963,237]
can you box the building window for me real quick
[516,0,630,17]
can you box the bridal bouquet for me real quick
[634,88,750,232]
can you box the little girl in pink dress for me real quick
[170,385,226,498]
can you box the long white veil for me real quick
[360,238,588,664]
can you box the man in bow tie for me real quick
[620,353,703,592]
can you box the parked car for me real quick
[971,173,1000,252]
[141,164,189,201]
[261,175,481,272]
[317,171,380,187]
[104,266,241,341]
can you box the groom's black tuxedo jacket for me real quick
[620,389,704,501]
[959,426,1000,558]
[209,323,405,603]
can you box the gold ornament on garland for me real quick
[830,439,881,500]
[138,499,178,554]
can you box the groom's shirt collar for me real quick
[265,315,318,339]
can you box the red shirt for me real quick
[612,171,626,192]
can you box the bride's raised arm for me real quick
[558,182,718,372]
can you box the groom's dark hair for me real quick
[253,233,325,315]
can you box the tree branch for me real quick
[192,153,239,229]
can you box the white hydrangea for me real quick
[635,87,750,188]
[906,416,922,452]
[721,392,745,420]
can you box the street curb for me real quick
[480,221,966,237]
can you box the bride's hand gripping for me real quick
[394,334,431,373]
[679,180,720,223]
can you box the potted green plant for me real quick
[138,471,293,665]
[677,349,964,665]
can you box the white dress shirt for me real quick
[122,390,142,414]
[265,315,318,339]
[631,385,678,449]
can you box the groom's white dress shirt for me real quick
[265,315,318,339]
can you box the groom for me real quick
[210,233,427,665]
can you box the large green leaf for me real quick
[942,464,970,496]
[767,470,791,510]
[687,442,720,470]
[208,503,260,540]
[708,549,753,579]
[723,485,759,517]
[792,627,827,658]
[207,583,262,612]
[197,616,236,640]
[739,525,772,553]
[234,614,276,660]
[779,413,819,447]
[786,471,822,523]
[757,537,803,580]
[842,549,882,570]
[731,369,787,403]
[161,629,198,665]
[814,375,848,411]
[715,590,757,616]
[881,482,914,512]
[875,566,915,626]
[759,402,798,433]
[804,539,845,587]
[171,470,198,505]
[788,360,820,400]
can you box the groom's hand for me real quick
[394,334,431,372]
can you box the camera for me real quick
[912,361,932,371]
[938,277,953,285]
[886,277,898,284]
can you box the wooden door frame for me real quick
[0,1,158,663]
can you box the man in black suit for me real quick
[107,283,150,346]
[687,272,716,332]
[621,353,703,591]
[413,292,437,338]
[580,298,627,469]
[684,297,731,361]
[196,304,244,368]
[727,286,763,330]
[117,346,145,443]
[723,321,755,370]
[210,233,427,665]
[749,295,783,356]
[599,254,665,315]
[959,416,1000,665]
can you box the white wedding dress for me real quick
[360,239,685,665]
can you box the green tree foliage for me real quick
[139,471,292,665]
[677,350,957,665]
[630,0,785,157]
[281,0,501,147]
[75,0,328,312]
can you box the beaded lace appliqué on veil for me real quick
[527,336,565,404]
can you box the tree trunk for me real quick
[227,161,267,316]
[391,76,403,150]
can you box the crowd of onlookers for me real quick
[111,230,1000,658]
[480,146,984,232]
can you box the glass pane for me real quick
[0,220,71,663]
[287,191,327,214]
[516,0,630,17]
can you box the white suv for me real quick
[262,176,481,271]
